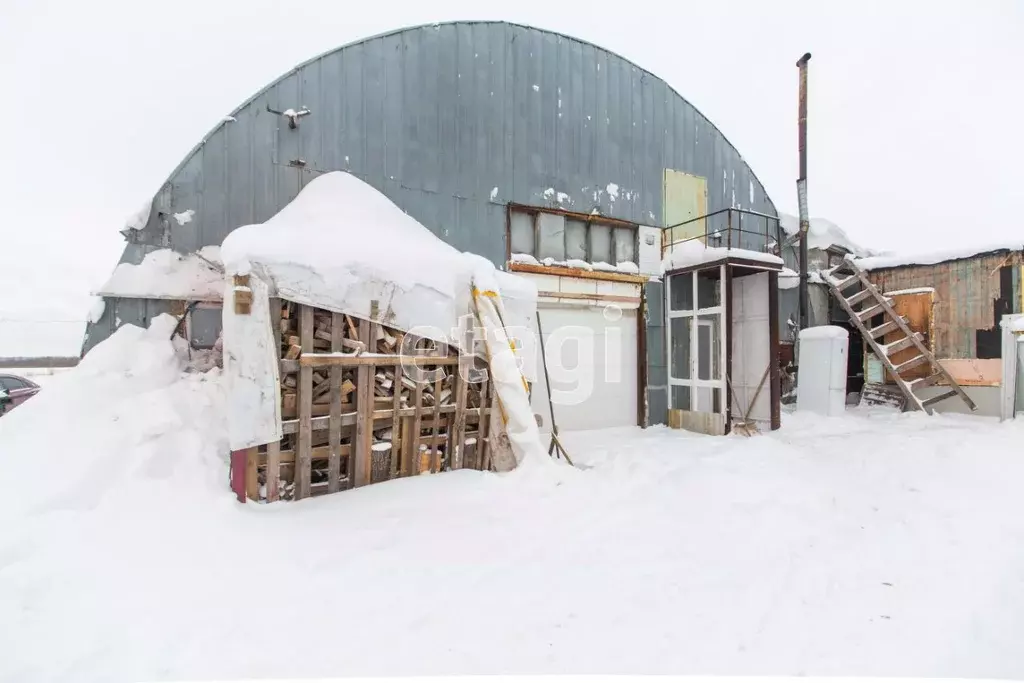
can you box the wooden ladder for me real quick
[824,258,977,414]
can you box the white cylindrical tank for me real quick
[797,325,850,416]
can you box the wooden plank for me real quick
[508,261,649,284]
[935,358,1002,387]
[429,373,443,472]
[390,362,403,478]
[478,379,492,471]
[354,362,373,487]
[768,270,781,431]
[244,447,260,501]
[296,305,314,500]
[399,417,413,477]
[260,443,352,466]
[300,354,458,367]
[328,312,344,494]
[267,298,282,503]
[535,290,642,305]
[450,357,469,470]
[281,405,490,434]
[409,378,424,476]
[481,378,497,471]
[883,291,933,382]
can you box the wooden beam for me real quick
[281,405,490,434]
[244,447,260,502]
[328,312,344,494]
[535,290,642,305]
[353,318,373,487]
[267,298,282,502]
[296,305,314,499]
[478,379,492,471]
[768,271,781,431]
[509,261,649,284]
[450,353,469,469]
[259,444,352,466]
[410,378,424,476]
[390,362,403,479]
[299,353,459,368]
[429,373,443,472]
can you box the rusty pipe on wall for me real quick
[796,52,812,331]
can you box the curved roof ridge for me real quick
[157,20,774,214]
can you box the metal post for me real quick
[796,52,812,330]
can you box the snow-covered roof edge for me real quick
[855,242,1024,272]
[778,213,875,257]
[663,240,783,272]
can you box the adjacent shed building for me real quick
[84,21,780,429]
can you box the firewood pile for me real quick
[246,299,496,502]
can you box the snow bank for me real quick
[663,239,783,272]
[855,242,1024,271]
[779,212,874,256]
[96,245,224,301]
[5,403,1024,679]
[0,314,226,521]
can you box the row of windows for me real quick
[508,207,637,265]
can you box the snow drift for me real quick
[0,314,227,521]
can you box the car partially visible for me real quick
[0,374,41,415]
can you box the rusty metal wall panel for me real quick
[85,22,780,425]
[867,252,1023,358]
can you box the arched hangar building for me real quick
[85,21,783,431]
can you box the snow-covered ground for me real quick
[2,319,1024,682]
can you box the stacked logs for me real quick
[256,299,493,501]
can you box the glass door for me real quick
[667,265,726,415]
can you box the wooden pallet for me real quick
[824,258,976,414]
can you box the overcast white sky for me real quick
[1,0,1021,320]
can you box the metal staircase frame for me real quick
[824,258,977,414]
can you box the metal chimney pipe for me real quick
[796,52,812,331]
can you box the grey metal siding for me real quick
[85,21,778,424]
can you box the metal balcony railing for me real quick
[662,208,783,257]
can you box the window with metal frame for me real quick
[507,206,637,266]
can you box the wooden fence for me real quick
[238,298,496,502]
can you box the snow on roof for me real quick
[1010,317,1024,333]
[96,246,224,301]
[662,239,783,272]
[854,242,1024,271]
[511,252,640,275]
[220,171,536,340]
[799,325,849,341]
[779,212,873,257]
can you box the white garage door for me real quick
[529,304,638,432]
